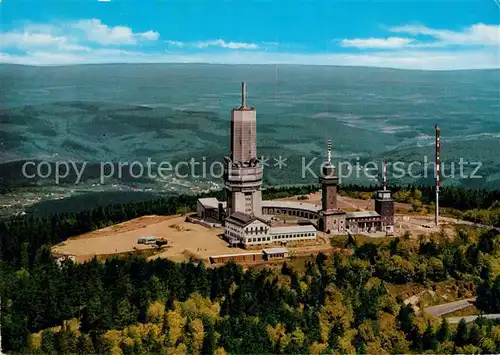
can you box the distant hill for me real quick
[1,64,499,190]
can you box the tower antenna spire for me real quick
[435,124,440,226]
[327,139,332,164]
[383,160,387,191]
[241,81,247,108]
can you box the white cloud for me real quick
[0,29,91,52]
[341,23,500,50]
[0,19,159,52]
[165,40,185,47]
[389,23,500,46]
[140,30,160,41]
[341,37,414,49]
[1,32,67,48]
[193,39,258,49]
[0,20,498,70]
[72,19,159,45]
[166,39,259,50]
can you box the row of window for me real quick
[226,231,240,239]
[245,232,316,243]
[245,226,267,234]
[247,236,271,243]
[263,208,317,219]
[226,225,239,232]
[272,232,316,239]
[245,193,253,214]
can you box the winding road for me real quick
[423,298,476,317]
[423,298,500,324]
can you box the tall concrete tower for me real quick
[319,140,345,233]
[224,82,263,217]
[320,139,338,211]
[375,160,395,234]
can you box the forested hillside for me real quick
[2,227,500,354]
[1,184,500,354]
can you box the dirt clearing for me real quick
[52,214,247,263]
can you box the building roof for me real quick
[321,209,347,216]
[269,224,317,234]
[225,212,268,227]
[210,252,261,258]
[376,190,394,201]
[263,247,289,255]
[346,211,380,219]
[198,197,220,209]
[261,200,322,213]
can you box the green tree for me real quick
[201,321,216,355]
[454,319,469,347]
[41,330,56,354]
[397,305,414,334]
[436,318,450,342]
[76,333,96,354]
[422,322,438,351]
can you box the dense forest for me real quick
[2,227,499,354]
[1,184,500,354]
[2,183,500,268]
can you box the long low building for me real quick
[199,198,322,222]
[261,200,321,219]
[223,211,317,248]
[263,247,289,260]
[210,247,290,264]
[209,252,263,264]
[268,225,317,243]
[196,197,384,238]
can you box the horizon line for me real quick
[1,62,499,72]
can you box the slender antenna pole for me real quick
[435,124,440,226]
[241,81,246,108]
[383,160,387,191]
[327,139,332,164]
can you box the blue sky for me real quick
[1,0,499,69]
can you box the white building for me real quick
[224,211,317,248]
[224,212,271,247]
[268,225,317,244]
